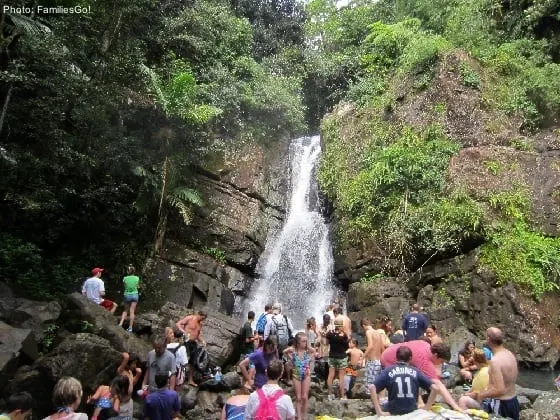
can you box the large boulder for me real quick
[64,293,152,362]
[9,300,62,342]
[531,391,560,419]
[0,321,38,391]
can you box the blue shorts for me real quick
[240,354,255,370]
[123,294,139,303]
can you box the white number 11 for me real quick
[396,377,414,398]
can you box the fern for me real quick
[166,187,202,225]
[5,14,52,37]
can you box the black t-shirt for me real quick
[326,331,349,358]
[240,321,254,354]
[374,362,433,415]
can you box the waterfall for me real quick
[246,135,335,329]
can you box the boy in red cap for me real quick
[82,267,117,313]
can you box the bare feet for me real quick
[187,382,198,387]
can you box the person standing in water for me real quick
[119,265,140,332]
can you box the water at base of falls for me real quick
[244,135,335,329]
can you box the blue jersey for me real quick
[401,313,428,341]
[373,362,433,415]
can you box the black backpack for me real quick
[193,345,209,372]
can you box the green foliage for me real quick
[360,272,385,283]
[487,187,531,222]
[166,187,203,226]
[483,160,503,175]
[203,247,227,264]
[509,138,533,151]
[480,222,560,298]
[40,324,59,354]
[459,61,481,89]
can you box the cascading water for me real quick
[246,135,335,329]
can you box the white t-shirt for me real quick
[244,384,295,420]
[82,277,104,304]
[166,343,188,367]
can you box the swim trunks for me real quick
[483,396,520,420]
[366,359,382,386]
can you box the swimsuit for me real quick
[291,351,310,381]
[96,391,112,409]
[225,403,245,420]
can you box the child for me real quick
[116,352,142,395]
[87,384,112,420]
[0,392,32,420]
[345,339,363,398]
[110,375,132,417]
[283,332,316,420]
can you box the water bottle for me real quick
[215,367,223,381]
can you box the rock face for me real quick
[0,321,38,392]
[144,138,291,312]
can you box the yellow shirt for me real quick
[471,366,489,393]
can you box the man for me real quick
[333,306,352,337]
[82,267,117,313]
[263,303,294,354]
[143,373,181,420]
[255,304,273,344]
[141,335,176,394]
[0,392,32,420]
[467,327,520,420]
[401,303,428,341]
[370,346,438,415]
[241,310,258,358]
[361,318,385,393]
[244,359,295,420]
[380,340,462,412]
[176,310,207,386]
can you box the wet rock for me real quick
[516,385,543,403]
[0,321,38,391]
[9,300,62,342]
[222,371,241,390]
[195,390,223,412]
[181,387,199,412]
[531,391,560,416]
[518,395,531,410]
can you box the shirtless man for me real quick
[334,306,352,337]
[176,310,207,386]
[468,327,520,420]
[361,318,385,393]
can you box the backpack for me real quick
[254,388,283,420]
[194,345,209,372]
[256,313,268,335]
[168,343,185,356]
[271,315,293,347]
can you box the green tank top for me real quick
[123,275,140,296]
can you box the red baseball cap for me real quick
[91,267,104,275]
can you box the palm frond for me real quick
[5,14,51,37]
[171,187,203,206]
[139,64,168,112]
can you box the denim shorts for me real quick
[123,294,139,303]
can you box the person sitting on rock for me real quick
[459,340,478,386]
[0,392,32,420]
[140,335,176,396]
[425,325,443,344]
[244,359,295,420]
[143,373,181,420]
[240,336,278,391]
[344,338,363,398]
[175,310,207,387]
[458,348,489,410]
[370,345,438,416]
[81,268,117,314]
[380,340,463,412]
[43,377,88,420]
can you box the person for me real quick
[401,303,428,341]
[141,335,176,395]
[482,343,493,361]
[376,316,392,348]
[244,359,295,420]
[221,390,250,420]
[326,319,349,400]
[316,313,333,386]
[305,317,318,348]
[165,327,188,391]
[283,332,315,420]
[344,338,363,398]
[87,383,112,420]
[380,340,462,412]
[42,377,87,420]
[116,352,142,393]
[0,392,32,420]
[239,336,277,391]
[82,268,117,313]
[458,349,489,410]
[110,375,133,417]
[333,306,352,337]
[263,303,294,355]
[459,340,478,384]
[467,327,520,420]
[361,318,385,394]
[118,265,140,332]
[240,311,258,359]
[370,345,438,416]
[255,304,273,346]
[143,373,181,420]
[175,311,207,387]
[425,325,443,344]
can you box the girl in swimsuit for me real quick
[87,384,112,420]
[283,332,316,420]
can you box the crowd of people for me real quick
[0,267,531,420]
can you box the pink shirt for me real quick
[380,340,438,379]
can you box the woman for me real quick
[220,391,250,420]
[326,319,349,401]
[459,349,489,409]
[459,340,478,384]
[283,332,316,420]
[165,327,188,391]
[118,265,140,332]
[239,337,277,390]
[110,375,132,417]
[425,325,443,344]
[305,317,317,348]
[42,377,87,420]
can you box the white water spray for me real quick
[246,136,335,328]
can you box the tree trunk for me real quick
[153,157,169,255]
[0,85,12,138]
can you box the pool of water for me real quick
[516,369,559,391]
